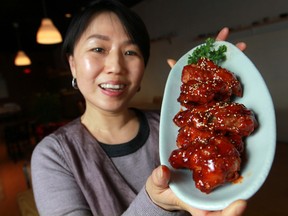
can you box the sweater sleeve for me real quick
[31,137,92,216]
[122,186,190,216]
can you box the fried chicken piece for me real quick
[176,125,244,153]
[178,80,232,107]
[178,58,242,108]
[174,102,257,137]
[176,125,214,148]
[181,58,242,97]
[169,136,241,194]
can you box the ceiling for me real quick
[0,0,143,54]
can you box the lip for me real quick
[99,81,127,96]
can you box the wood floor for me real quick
[0,134,287,215]
[0,143,27,216]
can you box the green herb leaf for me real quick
[187,38,227,65]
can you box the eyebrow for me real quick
[87,34,110,41]
[87,34,136,45]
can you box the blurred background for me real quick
[0,0,287,215]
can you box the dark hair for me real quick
[62,0,150,66]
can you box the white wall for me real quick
[131,0,288,142]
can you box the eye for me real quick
[91,47,105,53]
[125,50,138,56]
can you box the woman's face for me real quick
[69,12,145,113]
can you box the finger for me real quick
[216,27,229,41]
[216,27,247,52]
[167,59,177,68]
[205,200,247,216]
[152,165,170,188]
[150,166,199,213]
[221,200,247,216]
[177,199,247,216]
[177,200,210,216]
[147,166,182,211]
[235,42,247,51]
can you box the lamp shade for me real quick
[14,50,31,66]
[36,18,62,44]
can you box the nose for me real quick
[105,50,124,74]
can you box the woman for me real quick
[31,0,247,215]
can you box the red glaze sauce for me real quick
[169,58,258,194]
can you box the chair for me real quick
[17,162,39,216]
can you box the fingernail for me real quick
[158,166,170,186]
[157,166,164,179]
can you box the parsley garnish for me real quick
[187,38,227,65]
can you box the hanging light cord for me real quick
[13,22,22,50]
[42,0,48,17]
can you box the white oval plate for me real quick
[159,41,276,211]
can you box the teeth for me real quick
[100,83,125,90]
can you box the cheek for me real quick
[136,71,144,84]
[130,61,145,83]
[73,57,102,94]
[136,66,145,84]
[82,58,97,75]
[76,57,102,79]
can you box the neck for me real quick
[81,106,139,144]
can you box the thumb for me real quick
[151,165,171,188]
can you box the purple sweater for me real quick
[31,110,188,215]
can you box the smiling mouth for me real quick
[99,83,126,91]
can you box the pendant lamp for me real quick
[14,50,32,66]
[14,50,31,66]
[13,23,32,66]
[36,0,62,44]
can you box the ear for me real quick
[68,55,77,78]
